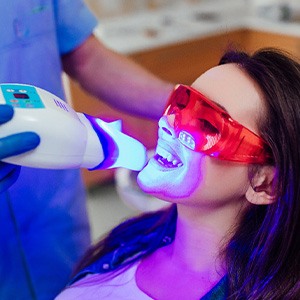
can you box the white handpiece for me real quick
[0,83,147,171]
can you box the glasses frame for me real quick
[164,84,273,164]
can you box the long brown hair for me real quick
[220,48,300,299]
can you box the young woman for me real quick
[56,48,300,299]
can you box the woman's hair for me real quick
[74,48,300,299]
[219,48,300,299]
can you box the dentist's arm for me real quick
[0,105,40,192]
[62,35,174,120]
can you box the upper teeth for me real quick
[156,146,183,167]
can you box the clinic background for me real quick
[73,0,300,241]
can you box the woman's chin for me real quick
[137,165,163,194]
[137,167,154,192]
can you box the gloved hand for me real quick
[0,105,40,193]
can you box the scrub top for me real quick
[0,1,97,299]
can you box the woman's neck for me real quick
[136,209,228,299]
[136,202,245,299]
[171,202,245,274]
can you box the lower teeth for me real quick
[157,156,182,168]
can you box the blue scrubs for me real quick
[0,1,97,299]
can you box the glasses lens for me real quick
[166,86,222,151]
[164,85,273,163]
[165,85,190,114]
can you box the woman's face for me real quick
[137,63,265,209]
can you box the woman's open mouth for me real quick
[154,145,183,168]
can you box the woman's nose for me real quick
[158,115,176,139]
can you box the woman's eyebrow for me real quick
[211,99,228,113]
[195,87,229,112]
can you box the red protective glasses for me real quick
[163,84,273,164]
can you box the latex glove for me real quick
[0,105,40,192]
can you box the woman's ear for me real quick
[245,165,277,205]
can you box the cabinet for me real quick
[130,30,246,84]
[69,28,299,188]
[244,30,300,58]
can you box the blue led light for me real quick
[87,116,147,171]
[179,131,196,150]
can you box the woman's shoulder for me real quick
[55,262,153,300]
[68,242,148,285]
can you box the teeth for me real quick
[167,154,173,162]
[157,147,170,159]
[155,146,183,168]
[172,159,178,165]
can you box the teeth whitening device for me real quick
[0,83,147,171]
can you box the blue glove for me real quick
[0,105,40,192]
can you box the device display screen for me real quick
[13,93,29,99]
[0,84,45,108]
